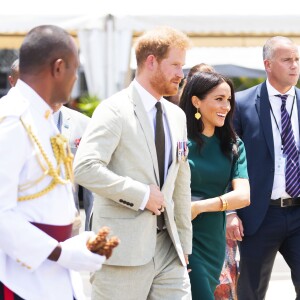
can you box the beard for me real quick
[149,66,179,97]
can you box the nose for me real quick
[291,59,299,69]
[223,102,231,112]
[177,67,184,79]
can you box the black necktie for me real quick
[155,102,165,188]
[155,102,165,230]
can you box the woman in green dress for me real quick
[179,72,250,300]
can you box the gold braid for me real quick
[18,117,74,201]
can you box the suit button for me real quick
[119,199,124,203]
[130,203,134,207]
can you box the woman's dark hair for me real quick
[179,71,237,159]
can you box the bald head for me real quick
[19,25,76,76]
[18,25,79,110]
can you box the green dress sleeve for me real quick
[231,138,248,180]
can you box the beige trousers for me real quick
[91,230,191,300]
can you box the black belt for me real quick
[270,197,300,207]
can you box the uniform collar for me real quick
[16,80,53,119]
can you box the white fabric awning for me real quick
[1,0,300,98]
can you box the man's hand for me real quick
[226,213,244,241]
[145,184,166,215]
[184,254,191,273]
[55,231,106,272]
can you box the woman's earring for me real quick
[195,108,201,120]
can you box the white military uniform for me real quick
[0,80,85,300]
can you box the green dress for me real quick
[187,135,248,300]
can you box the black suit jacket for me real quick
[234,82,300,235]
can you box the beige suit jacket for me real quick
[74,83,192,266]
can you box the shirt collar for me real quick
[133,79,165,113]
[266,79,295,97]
[16,79,53,118]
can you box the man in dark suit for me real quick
[228,36,300,299]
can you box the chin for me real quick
[216,122,225,128]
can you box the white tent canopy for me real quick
[1,0,300,98]
[130,46,266,78]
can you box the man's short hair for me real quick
[19,25,74,75]
[263,36,295,60]
[134,26,190,68]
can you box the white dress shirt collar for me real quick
[266,79,295,97]
[133,79,166,112]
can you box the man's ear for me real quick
[145,54,157,71]
[51,58,64,77]
[264,59,271,73]
[8,75,14,87]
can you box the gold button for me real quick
[44,110,51,119]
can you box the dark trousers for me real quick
[237,205,300,300]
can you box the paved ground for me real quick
[79,210,296,299]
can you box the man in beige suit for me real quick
[74,26,192,300]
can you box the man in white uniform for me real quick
[6,60,94,234]
[0,25,105,300]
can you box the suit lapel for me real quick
[163,103,176,177]
[256,82,274,160]
[129,85,160,186]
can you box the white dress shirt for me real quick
[133,79,172,209]
[267,80,300,199]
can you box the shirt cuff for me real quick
[139,185,150,210]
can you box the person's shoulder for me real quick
[236,137,245,147]
[295,86,300,94]
[235,83,264,108]
[101,86,132,108]
[236,83,263,98]
[163,98,185,116]
[0,88,29,122]
[61,106,90,122]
